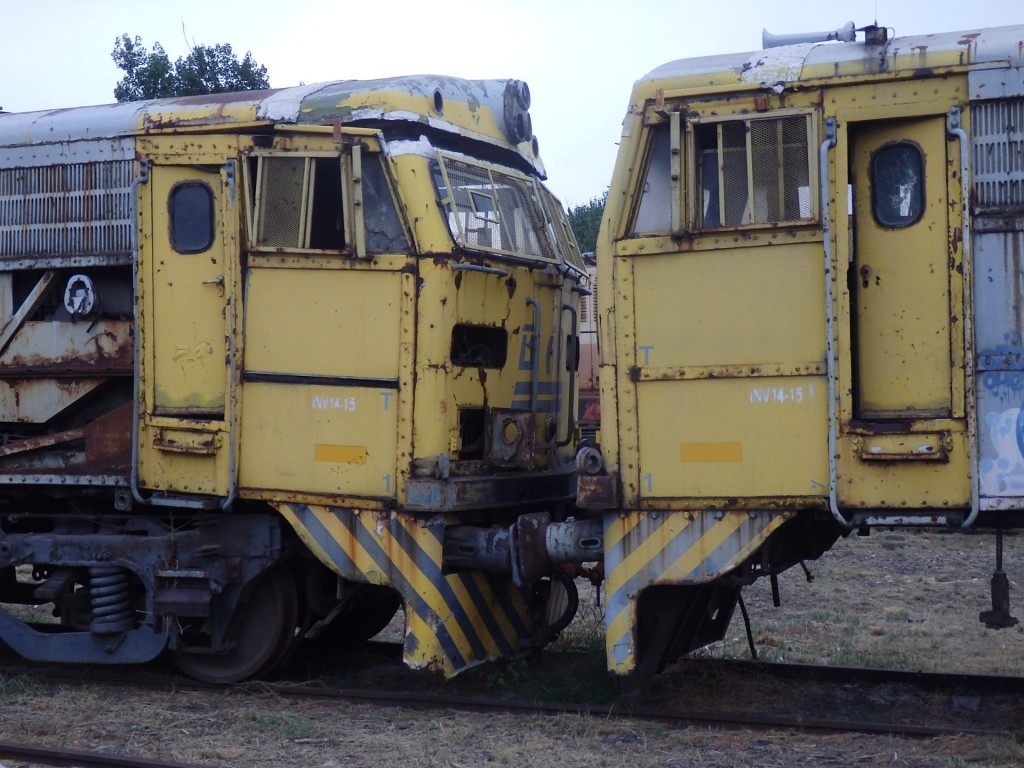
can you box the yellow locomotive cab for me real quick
[578,23,1024,678]
[0,77,591,680]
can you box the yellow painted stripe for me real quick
[471,571,522,638]
[395,514,444,571]
[680,442,743,463]
[605,514,745,649]
[603,511,640,553]
[276,504,333,567]
[605,515,694,597]
[314,444,367,464]
[360,513,478,664]
[658,513,747,584]
[446,576,502,657]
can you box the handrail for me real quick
[558,304,578,446]
[129,160,151,506]
[819,117,850,529]
[949,106,980,529]
[526,297,541,411]
[451,263,510,277]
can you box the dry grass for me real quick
[703,529,1024,676]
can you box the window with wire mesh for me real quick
[434,155,556,262]
[694,115,812,229]
[540,186,587,274]
[252,155,345,250]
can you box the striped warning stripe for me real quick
[276,502,533,676]
[603,510,789,673]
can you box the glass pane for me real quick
[633,123,672,234]
[363,157,408,254]
[871,143,924,228]
[170,183,214,254]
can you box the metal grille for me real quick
[0,161,133,259]
[750,117,810,222]
[256,156,307,247]
[437,156,556,262]
[698,115,811,228]
[972,98,1024,210]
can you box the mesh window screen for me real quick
[257,156,306,247]
[697,115,811,228]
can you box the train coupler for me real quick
[442,513,603,586]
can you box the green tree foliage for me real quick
[567,192,607,256]
[112,34,270,102]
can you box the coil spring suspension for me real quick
[89,565,135,635]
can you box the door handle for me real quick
[202,275,225,296]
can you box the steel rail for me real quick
[4,657,1021,742]
[0,741,212,768]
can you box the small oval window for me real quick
[871,143,924,228]
[170,182,215,253]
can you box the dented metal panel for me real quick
[603,510,791,675]
[277,502,537,676]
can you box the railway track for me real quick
[2,650,1021,750]
[0,742,210,768]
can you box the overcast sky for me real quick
[1,1,1016,205]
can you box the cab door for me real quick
[837,115,970,512]
[137,154,237,499]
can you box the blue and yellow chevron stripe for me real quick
[603,509,790,674]
[275,502,536,676]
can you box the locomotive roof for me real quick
[0,75,542,173]
[634,24,1024,98]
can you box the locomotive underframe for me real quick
[0,508,284,665]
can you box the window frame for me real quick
[870,140,925,229]
[686,109,818,232]
[168,181,215,254]
[433,151,572,269]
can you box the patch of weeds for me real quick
[484,656,531,691]
[257,712,318,741]
[0,673,43,697]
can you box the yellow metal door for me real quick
[852,119,950,418]
[150,164,229,415]
[137,160,235,498]
[838,116,969,510]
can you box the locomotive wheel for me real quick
[172,566,298,683]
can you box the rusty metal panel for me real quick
[0,157,135,263]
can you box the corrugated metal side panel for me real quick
[971,83,1024,502]
[972,97,1024,210]
[0,158,134,261]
